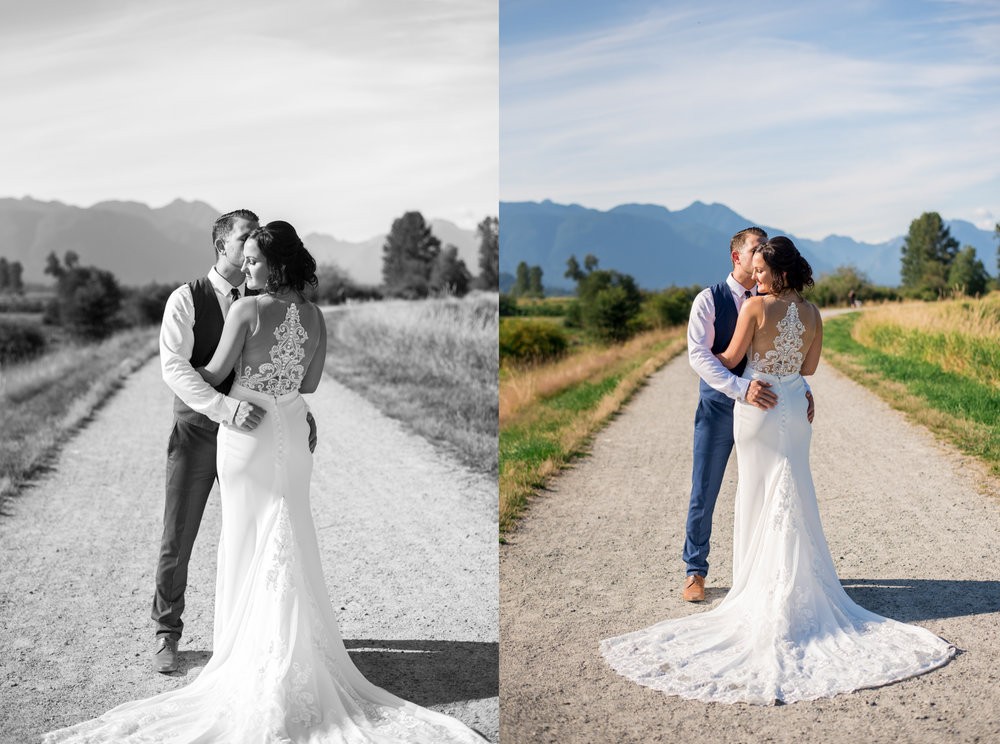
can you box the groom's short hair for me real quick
[212,209,260,248]
[730,226,767,255]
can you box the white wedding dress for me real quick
[44,300,488,743]
[601,299,955,705]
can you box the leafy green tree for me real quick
[900,212,959,291]
[564,254,642,342]
[514,261,530,297]
[381,211,441,298]
[527,265,544,298]
[947,246,989,296]
[430,245,472,296]
[476,216,499,290]
[0,257,8,290]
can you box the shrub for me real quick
[647,286,699,327]
[500,319,568,364]
[0,321,47,364]
[499,293,519,317]
[121,283,175,327]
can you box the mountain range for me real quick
[0,197,478,287]
[499,200,998,290]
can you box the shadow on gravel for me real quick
[346,639,498,706]
[842,578,1000,622]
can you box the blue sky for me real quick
[501,0,1000,243]
[0,0,497,240]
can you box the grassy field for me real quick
[822,294,1000,476]
[322,293,499,477]
[500,326,687,536]
[0,325,159,512]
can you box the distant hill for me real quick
[499,200,998,290]
[0,197,478,287]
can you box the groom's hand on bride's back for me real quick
[233,401,266,431]
[745,380,778,410]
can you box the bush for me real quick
[499,319,568,364]
[310,264,382,305]
[647,285,699,327]
[121,283,175,327]
[499,293,519,317]
[806,265,899,307]
[0,321,47,364]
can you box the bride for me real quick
[600,236,955,705]
[44,222,488,743]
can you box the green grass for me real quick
[824,312,1000,472]
[499,330,686,536]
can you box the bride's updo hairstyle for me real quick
[754,236,814,294]
[249,221,318,294]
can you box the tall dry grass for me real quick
[500,327,682,426]
[500,326,687,534]
[323,293,498,477]
[852,294,1000,389]
[0,326,159,510]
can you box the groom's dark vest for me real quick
[172,277,238,431]
[698,282,747,404]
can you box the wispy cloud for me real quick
[501,1,1000,242]
[0,0,498,239]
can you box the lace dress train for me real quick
[44,301,487,743]
[600,301,954,705]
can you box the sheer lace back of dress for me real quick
[747,299,814,376]
[236,300,314,396]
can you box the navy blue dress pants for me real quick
[682,392,735,578]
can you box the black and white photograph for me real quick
[0,1,498,742]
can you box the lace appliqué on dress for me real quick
[236,303,308,396]
[748,301,806,376]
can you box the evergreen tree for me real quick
[430,245,472,296]
[565,255,584,283]
[0,257,8,290]
[381,211,441,298]
[947,246,989,296]
[515,261,530,297]
[8,261,23,293]
[476,216,499,290]
[528,265,544,298]
[900,212,959,290]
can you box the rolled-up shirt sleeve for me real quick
[159,285,239,425]
[687,288,750,402]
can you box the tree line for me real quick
[0,258,25,293]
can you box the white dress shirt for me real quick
[687,273,753,401]
[160,267,246,425]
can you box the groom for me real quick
[681,227,814,601]
[152,209,315,673]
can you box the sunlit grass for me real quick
[322,293,498,477]
[823,300,1000,476]
[500,326,686,536]
[0,326,159,510]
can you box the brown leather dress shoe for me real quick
[152,636,179,673]
[683,574,705,602]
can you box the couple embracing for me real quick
[601,228,955,704]
[44,211,488,742]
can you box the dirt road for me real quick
[499,354,1000,743]
[0,357,498,742]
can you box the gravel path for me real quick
[499,354,1000,743]
[0,357,498,742]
